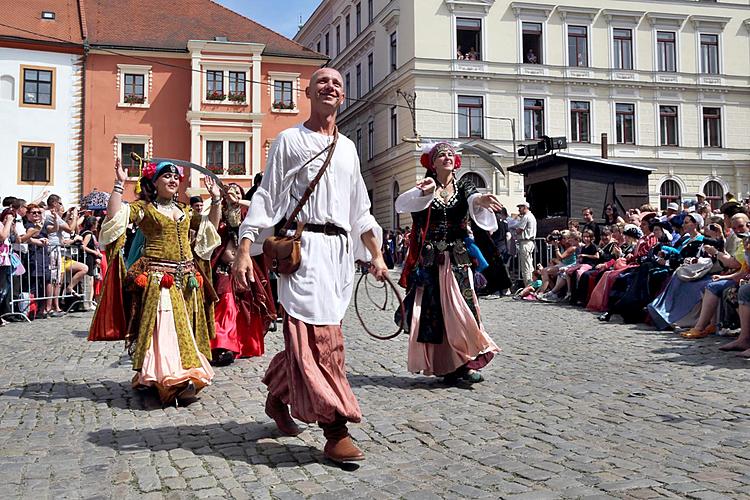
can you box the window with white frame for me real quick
[367,53,374,91]
[269,72,299,112]
[458,96,483,138]
[356,3,362,35]
[456,18,481,61]
[367,120,374,159]
[615,103,635,144]
[522,22,542,64]
[659,105,679,146]
[704,180,724,210]
[367,0,373,24]
[117,136,150,178]
[656,31,676,72]
[228,71,246,103]
[523,98,544,140]
[390,32,397,71]
[660,179,681,210]
[613,28,633,70]
[702,107,722,147]
[356,128,362,157]
[345,14,351,44]
[700,34,719,74]
[206,70,224,100]
[345,73,351,108]
[356,63,361,99]
[390,106,398,147]
[570,101,590,143]
[567,26,588,67]
[336,25,341,54]
[117,64,150,107]
[204,137,250,176]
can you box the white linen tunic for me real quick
[239,124,382,325]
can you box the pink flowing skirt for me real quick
[136,288,214,391]
[211,290,264,358]
[586,266,635,312]
[408,256,500,376]
[263,314,361,425]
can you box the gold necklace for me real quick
[437,177,454,200]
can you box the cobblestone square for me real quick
[1,294,749,499]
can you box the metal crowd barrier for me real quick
[507,237,553,286]
[1,243,98,322]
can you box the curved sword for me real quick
[148,157,229,194]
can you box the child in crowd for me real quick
[514,266,543,301]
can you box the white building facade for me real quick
[0,46,84,206]
[297,0,750,228]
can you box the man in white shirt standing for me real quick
[515,201,537,286]
[233,67,387,463]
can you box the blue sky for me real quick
[216,0,320,39]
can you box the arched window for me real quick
[392,181,400,229]
[0,75,14,101]
[460,171,487,189]
[704,180,724,211]
[659,179,681,210]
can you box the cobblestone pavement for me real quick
[1,287,750,499]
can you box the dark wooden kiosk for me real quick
[508,151,653,235]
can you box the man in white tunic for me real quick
[234,68,387,463]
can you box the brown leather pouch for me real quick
[263,222,304,274]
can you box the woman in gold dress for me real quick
[91,159,221,406]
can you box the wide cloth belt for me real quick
[302,223,347,236]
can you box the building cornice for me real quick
[602,9,646,25]
[645,12,688,28]
[187,40,265,55]
[444,0,496,15]
[690,15,731,31]
[380,7,400,33]
[557,6,599,22]
[511,2,555,20]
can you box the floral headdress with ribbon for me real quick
[419,142,462,172]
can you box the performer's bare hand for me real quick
[204,175,221,200]
[232,245,255,290]
[475,193,503,212]
[416,178,436,195]
[369,255,389,282]
[114,158,127,183]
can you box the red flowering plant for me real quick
[227,91,246,103]
[272,100,295,110]
[227,163,246,175]
[206,90,226,101]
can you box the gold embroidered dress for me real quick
[98,200,220,402]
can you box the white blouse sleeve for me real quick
[349,163,382,262]
[238,139,287,243]
[395,186,435,214]
[98,203,130,246]
[467,193,499,232]
[193,216,221,261]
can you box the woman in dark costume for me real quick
[396,142,501,383]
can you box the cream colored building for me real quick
[296,0,750,228]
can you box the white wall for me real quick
[0,47,82,206]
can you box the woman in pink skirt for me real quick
[396,142,501,384]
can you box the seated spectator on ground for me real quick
[538,230,577,295]
[719,277,750,357]
[679,214,749,339]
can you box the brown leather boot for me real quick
[323,435,365,462]
[319,415,365,462]
[264,393,302,436]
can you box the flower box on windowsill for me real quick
[207,165,224,175]
[227,92,246,104]
[206,91,226,102]
[272,101,298,113]
[227,164,246,176]
[124,94,146,104]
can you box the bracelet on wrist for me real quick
[211,197,221,205]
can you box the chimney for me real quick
[601,133,608,159]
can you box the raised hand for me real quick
[416,177,436,195]
[115,158,127,183]
[475,193,503,212]
[204,175,221,200]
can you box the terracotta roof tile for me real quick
[0,0,84,45]
[84,0,326,59]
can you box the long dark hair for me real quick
[603,203,620,223]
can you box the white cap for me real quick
[517,201,530,208]
[667,202,679,211]
[688,212,704,229]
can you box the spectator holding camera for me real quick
[537,230,577,296]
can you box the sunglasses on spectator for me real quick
[29,211,43,214]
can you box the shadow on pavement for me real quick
[87,422,328,469]
[4,380,163,410]
[348,374,475,390]
[637,328,750,370]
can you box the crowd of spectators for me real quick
[0,193,105,325]
[514,191,750,358]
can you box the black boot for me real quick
[598,312,611,322]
